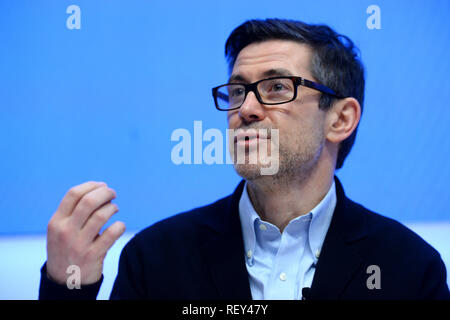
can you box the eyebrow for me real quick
[228,68,294,83]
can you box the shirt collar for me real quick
[239,183,259,262]
[308,180,337,264]
[238,179,337,264]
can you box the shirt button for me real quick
[279,272,287,281]
[315,249,321,259]
[259,224,267,231]
[246,250,253,259]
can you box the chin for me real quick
[233,163,265,181]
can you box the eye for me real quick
[272,83,286,91]
[230,87,244,97]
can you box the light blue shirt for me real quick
[239,180,337,300]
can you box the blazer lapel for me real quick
[199,177,368,300]
[309,176,368,299]
[200,180,253,299]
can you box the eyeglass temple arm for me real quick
[301,78,345,99]
[215,90,229,101]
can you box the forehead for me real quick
[231,40,313,80]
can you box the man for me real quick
[39,18,450,299]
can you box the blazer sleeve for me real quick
[419,252,450,300]
[38,262,103,300]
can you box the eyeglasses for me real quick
[212,76,345,111]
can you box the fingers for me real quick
[46,181,123,286]
[55,181,106,219]
[81,201,120,243]
[92,221,126,257]
[70,185,117,229]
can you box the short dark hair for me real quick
[224,18,365,169]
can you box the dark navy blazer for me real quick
[39,177,450,299]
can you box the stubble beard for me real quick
[231,127,325,186]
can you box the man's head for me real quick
[223,18,364,181]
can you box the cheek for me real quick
[280,113,325,148]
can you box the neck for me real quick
[246,149,335,232]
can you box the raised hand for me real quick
[46,181,126,285]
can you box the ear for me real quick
[325,97,361,144]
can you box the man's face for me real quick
[227,40,328,181]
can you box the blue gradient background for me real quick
[1,0,450,300]
[0,0,449,235]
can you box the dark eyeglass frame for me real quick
[212,76,346,111]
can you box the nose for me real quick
[238,91,266,124]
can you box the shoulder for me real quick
[333,177,441,262]
[353,200,449,298]
[347,198,443,266]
